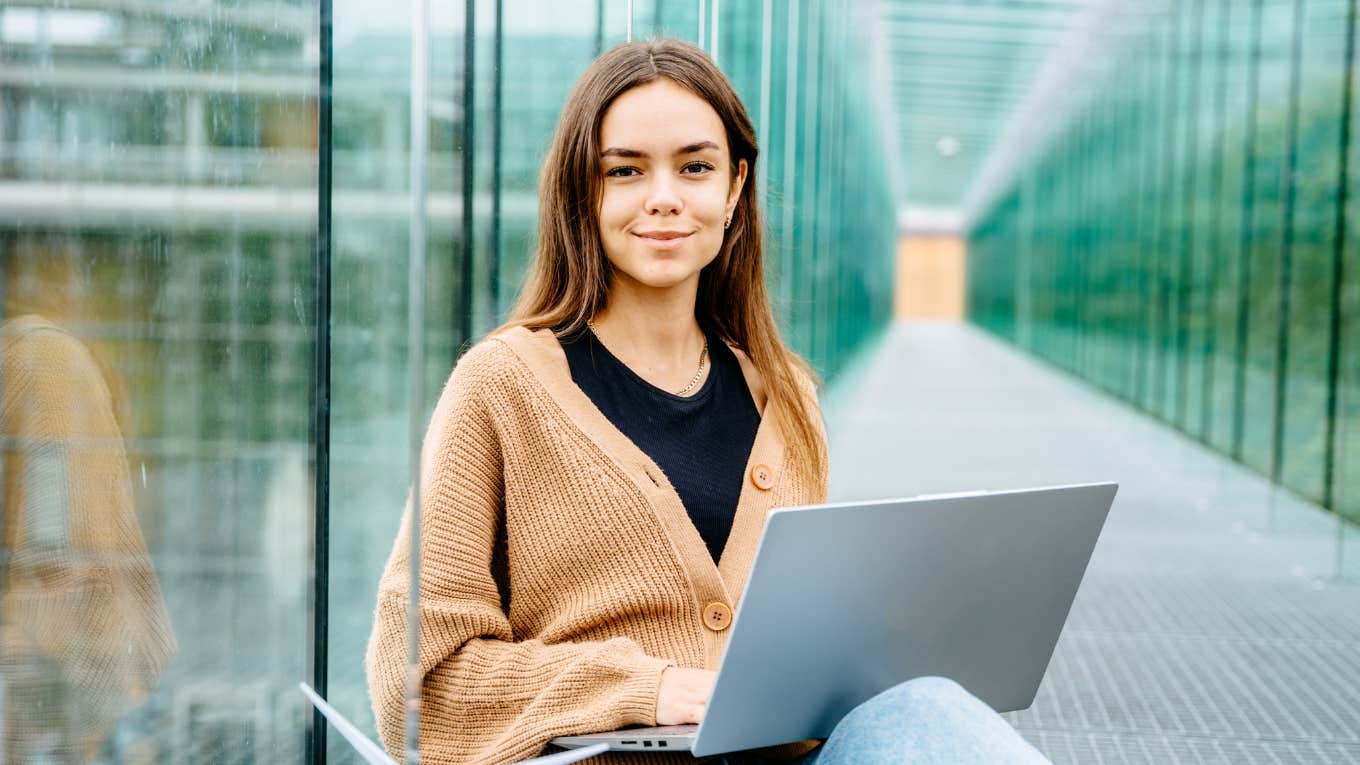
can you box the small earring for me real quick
[724,216,732,230]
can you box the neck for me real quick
[591,274,706,377]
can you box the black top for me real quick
[559,328,762,563]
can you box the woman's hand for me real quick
[655,667,716,725]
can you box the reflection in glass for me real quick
[1,258,175,763]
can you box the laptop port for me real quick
[621,741,637,746]
[658,741,668,748]
[643,741,653,748]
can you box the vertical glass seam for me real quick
[459,0,477,356]
[595,0,605,57]
[810,1,827,365]
[711,0,721,64]
[779,0,800,324]
[1176,0,1205,430]
[1270,0,1307,484]
[757,0,773,206]
[309,0,333,762]
[490,0,504,323]
[1324,0,1357,511]
[1233,0,1266,461]
[1202,0,1233,441]
[1155,7,1182,417]
[406,0,432,759]
[1136,28,1160,410]
[699,0,707,50]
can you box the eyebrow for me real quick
[600,140,721,158]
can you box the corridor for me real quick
[826,321,1360,763]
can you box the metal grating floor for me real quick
[822,322,1360,764]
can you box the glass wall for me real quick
[1,0,897,762]
[0,1,318,762]
[969,0,1360,540]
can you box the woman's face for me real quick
[596,78,747,293]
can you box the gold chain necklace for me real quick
[587,320,709,396]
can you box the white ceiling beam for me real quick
[0,0,312,37]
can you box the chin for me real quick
[618,255,705,290]
[631,269,699,290]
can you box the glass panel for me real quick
[325,0,463,759]
[627,0,701,44]
[1336,0,1360,553]
[1181,0,1212,435]
[1144,12,1176,415]
[1207,0,1254,454]
[1,3,318,761]
[497,0,597,315]
[1155,4,1188,424]
[1279,0,1349,502]
[1239,0,1296,475]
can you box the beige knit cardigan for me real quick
[366,326,828,765]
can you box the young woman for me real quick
[366,39,1048,765]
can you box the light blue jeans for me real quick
[719,677,1050,765]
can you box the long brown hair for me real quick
[502,38,826,488]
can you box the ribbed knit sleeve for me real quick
[365,342,674,765]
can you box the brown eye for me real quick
[682,162,715,174]
[606,166,641,177]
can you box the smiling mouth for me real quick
[634,232,693,240]
[633,232,693,250]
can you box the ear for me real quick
[726,158,749,221]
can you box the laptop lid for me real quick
[690,482,1116,756]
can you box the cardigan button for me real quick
[703,602,733,632]
[750,463,775,491]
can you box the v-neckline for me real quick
[493,326,789,638]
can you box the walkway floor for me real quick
[822,321,1360,764]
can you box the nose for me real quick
[644,175,682,216]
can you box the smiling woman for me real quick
[503,39,819,462]
[363,38,1044,765]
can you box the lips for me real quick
[634,231,692,240]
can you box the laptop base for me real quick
[551,724,698,752]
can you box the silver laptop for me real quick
[551,482,1117,757]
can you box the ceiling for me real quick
[878,0,1090,216]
